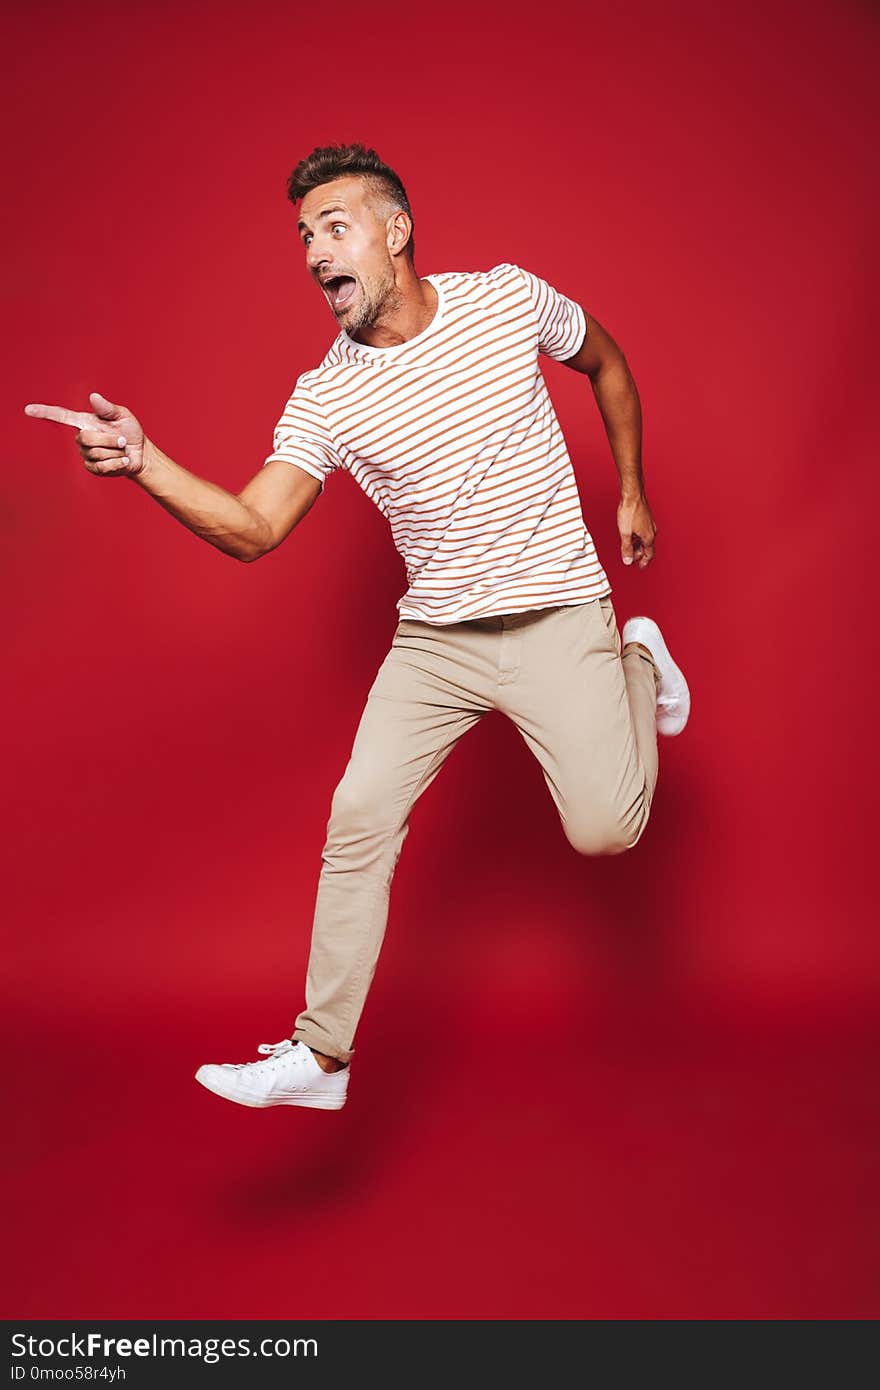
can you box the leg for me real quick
[497,595,661,855]
[291,624,491,1064]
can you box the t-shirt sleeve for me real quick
[511,264,587,361]
[262,375,341,494]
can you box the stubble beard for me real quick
[344,268,402,336]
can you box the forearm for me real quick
[590,355,645,500]
[131,438,271,562]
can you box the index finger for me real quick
[23,403,93,429]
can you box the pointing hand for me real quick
[24,391,147,477]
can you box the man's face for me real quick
[298,176,401,335]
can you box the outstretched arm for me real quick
[561,315,657,570]
[24,391,322,562]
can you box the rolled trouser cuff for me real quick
[623,640,662,692]
[290,1028,354,1066]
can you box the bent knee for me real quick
[564,805,650,857]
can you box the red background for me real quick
[5,0,877,1319]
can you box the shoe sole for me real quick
[195,1073,347,1110]
[623,616,690,736]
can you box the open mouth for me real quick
[322,275,357,310]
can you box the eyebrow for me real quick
[297,205,349,234]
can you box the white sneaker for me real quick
[195,1038,349,1110]
[621,615,691,736]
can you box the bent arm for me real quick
[133,440,322,561]
[561,312,645,502]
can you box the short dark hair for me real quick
[286,142,416,265]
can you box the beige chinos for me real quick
[291,593,661,1064]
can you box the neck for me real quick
[350,273,438,349]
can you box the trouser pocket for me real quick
[597,594,621,656]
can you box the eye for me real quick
[302,223,346,249]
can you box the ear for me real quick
[387,209,412,258]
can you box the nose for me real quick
[306,237,331,274]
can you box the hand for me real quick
[24,391,147,478]
[617,492,657,569]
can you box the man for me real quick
[24,142,690,1113]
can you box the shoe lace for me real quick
[228,1039,298,1071]
[256,1039,296,1057]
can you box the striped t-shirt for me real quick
[263,261,611,624]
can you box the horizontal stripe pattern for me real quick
[263,262,611,623]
